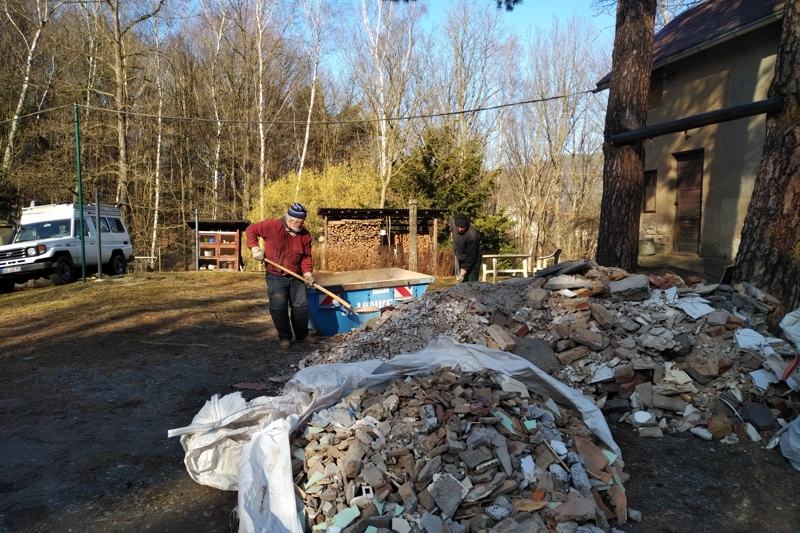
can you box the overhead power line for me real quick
[0,89,596,127]
[0,105,72,126]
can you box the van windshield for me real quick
[14,219,72,242]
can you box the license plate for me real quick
[1,266,21,273]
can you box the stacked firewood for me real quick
[394,234,432,255]
[326,220,382,271]
[327,219,383,248]
[323,220,436,271]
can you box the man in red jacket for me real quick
[246,203,317,350]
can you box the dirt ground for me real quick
[1,271,799,533]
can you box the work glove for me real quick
[456,268,467,283]
[250,246,264,262]
[303,272,315,286]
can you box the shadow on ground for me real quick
[637,253,733,283]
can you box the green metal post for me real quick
[74,103,86,282]
[95,187,102,279]
[194,209,199,271]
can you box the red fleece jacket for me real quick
[245,218,312,276]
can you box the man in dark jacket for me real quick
[449,213,484,283]
[246,202,317,349]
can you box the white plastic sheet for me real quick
[169,337,620,533]
[780,307,800,353]
[780,415,800,472]
[779,307,800,470]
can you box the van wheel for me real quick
[0,278,14,293]
[50,256,76,285]
[105,253,127,276]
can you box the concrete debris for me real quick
[609,274,651,302]
[293,369,627,532]
[298,262,798,453]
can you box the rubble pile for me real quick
[305,276,564,365]
[301,261,799,444]
[547,271,797,443]
[293,367,634,533]
[316,291,496,363]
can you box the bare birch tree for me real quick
[434,0,510,149]
[255,0,277,220]
[199,0,230,219]
[147,13,165,267]
[346,0,426,207]
[501,108,557,257]
[252,0,301,218]
[592,0,700,29]
[1,0,65,180]
[79,0,165,222]
[500,16,607,261]
[528,16,605,254]
[293,0,337,201]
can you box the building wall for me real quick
[640,23,779,258]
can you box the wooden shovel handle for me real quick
[262,257,354,311]
[783,355,799,382]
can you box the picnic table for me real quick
[480,249,562,283]
[481,254,531,283]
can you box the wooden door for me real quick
[675,152,703,254]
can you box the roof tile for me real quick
[597,0,784,88]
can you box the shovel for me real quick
[262,257,377,314]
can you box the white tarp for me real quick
[169,337,620,533]
[778,308,800,470]
[780,307,800,353]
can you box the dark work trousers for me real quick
[457,257,482,283]
[465,258,482,282]
[266,272,310,341]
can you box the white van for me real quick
[0,203,134,293]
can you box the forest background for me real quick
[0,0,618,272]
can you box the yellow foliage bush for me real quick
[243,162,381,271]
[248,161,381,236]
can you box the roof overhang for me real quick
[186,220,250,232]
[594,9,783,93]
[317,208,446,221]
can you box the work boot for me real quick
[297,336,317,345]
[279,339,291,350]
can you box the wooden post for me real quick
[432,217,438,276]
[321,215,328,271]
[408,199,418,271]
[612,97,784,145]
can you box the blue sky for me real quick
[424,0,616,36]
[494,0,611,32]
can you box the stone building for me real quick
[598,0,784,258]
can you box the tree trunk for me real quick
[2,27,43,178]
[150,18,164,268]
[199,0,228,220]
[1,0,60,183]
[732,0,800,318]
[295,0,330,201]
[595,0,656,272]
[257,7,267,221]
[106,0,165,223]
[112,2,130,221]
[242,125,252,218]
[295,72,317,201]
